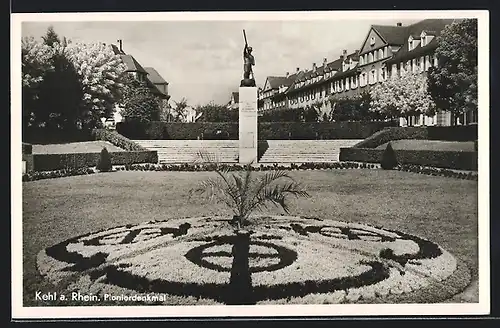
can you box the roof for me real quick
[366,19,455,54]
[110,44,148,74]
[144,67,168,85]
[266,76,292,90]
[325,58,343,72]
[346,50,360,62]
[371,25,408,46]
[120,55,148,74]
[384,19,456,65]
[231,91,239,103]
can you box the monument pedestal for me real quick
[238,87,258,164]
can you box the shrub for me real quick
[115,121,395,140]
[353,127,428,148]
[92,128,147,151]
[380,143,398,170]
[96,147,112,172]
[339,147,477,171]
[353,125,478,149]
[426,125,477,141]
[33,151,158,171]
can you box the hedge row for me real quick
[92,128,148,151]
[339,147,478,171]
[23,167,95,182]
[22,142,32,154]
[116,122,238,140]
[117,161,378,172]
[33,151,158,172]
[353,125,478,149]
[115,121,396,140]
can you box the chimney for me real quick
[285,72,289,77]
[296,67,300,73]
[117,39,123,53]
[323,57,328,67]
[343,49,347,57]
[312,62,317,70]
[397,22,402,26]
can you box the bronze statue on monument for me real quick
[240,30,256,87]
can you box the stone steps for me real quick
[133,139,362,164]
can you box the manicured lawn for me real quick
[21,169,478,306]
[32,141,124,154]
[376,140,475,151]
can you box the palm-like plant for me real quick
[190,152,310,230]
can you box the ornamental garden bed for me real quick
[22,170,478,306]
[36,216,471,305]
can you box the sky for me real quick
[22,17,419,107]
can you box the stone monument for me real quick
[239,30,258,164]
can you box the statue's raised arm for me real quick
[241,29,256,87]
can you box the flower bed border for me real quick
[35,216,473,306]
[22,161,478,182]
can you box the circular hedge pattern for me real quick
[36,216,470,305]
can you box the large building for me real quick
[258,19,477,127]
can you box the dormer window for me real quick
[408,36,414,51]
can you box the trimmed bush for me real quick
[116,121,395,140]
[380,143,398,170]
[92,128,147,151]
[33,151,158,172]
[427,125,478,141]
[96,147,112,172]
[339,147,478,171]
[353,125,478,149]
[353,127,428,148]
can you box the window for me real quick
[379,49,384,59]
[370,36,375,46]
[360,56,364,65]
[368,52,373,63]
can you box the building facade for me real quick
[258,19,477,127]
[110,42,171,125]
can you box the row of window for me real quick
[258,54,439,110]
[359,46,389,66]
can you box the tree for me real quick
[427,19,478,121]
[190,152,310,230]
[37,29,84,133]
[96,147,112,172]
[380,142,398,170]
[41,26,60,47]
[260,107,304,122]
[330,92,374,122]
[197,102,238,122]
[119,74,161,122]
[370,72,435,122]
[65,41,127,128]
[169,98,189,122]
[303,106,320,122]
[21,36,55,129]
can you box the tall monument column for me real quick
[238,29,258,164]
[238,87,258,164]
